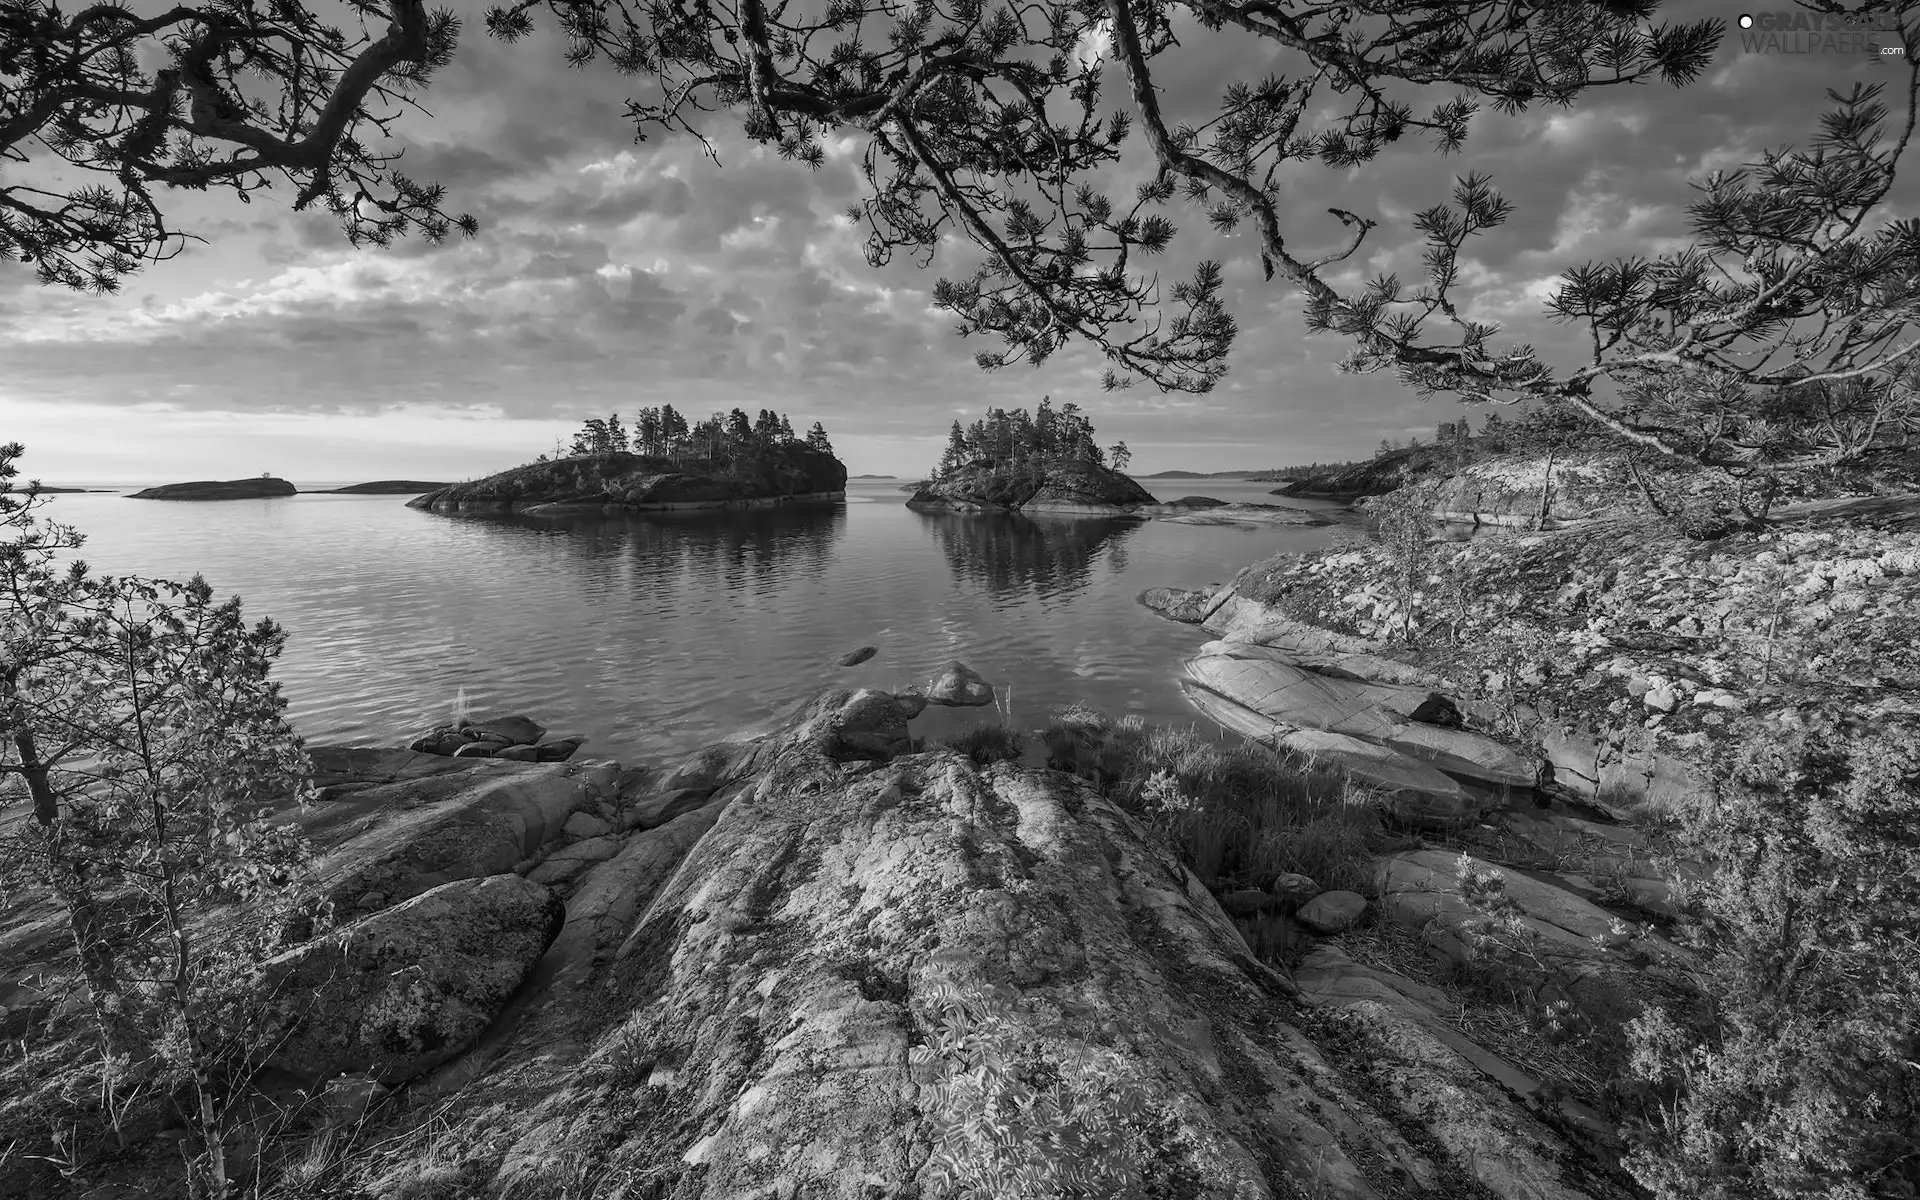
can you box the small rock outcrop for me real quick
[408,446,847,515]
[906,458,1155,515]
[1140,584,1230,624]
[127,477,297,500]
[836,645,877,667]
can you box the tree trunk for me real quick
[1533,446,1557,532]
[14,727,139,1058]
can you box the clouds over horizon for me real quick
[4,1,1914,477]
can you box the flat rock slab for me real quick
[1186,644,1455,731]
[1179,680,1483,828]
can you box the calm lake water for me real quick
[40,480,1356,768]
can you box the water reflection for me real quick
[421,502,847,605]
[915,509,1142,601]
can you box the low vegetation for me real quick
[1040,706,1386,895]
[939,723,1025,766]
[1622,721,1920,1200]
[1,444,324,1198]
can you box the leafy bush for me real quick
[1041,706,1383,893]
[1622,719,1920,1200]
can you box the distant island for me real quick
[127,477,297,501]
[410,406,846,515]
[32,486,113,493]
[310,481,450,495]
[909,402,1155,515]
[850,474,896,480]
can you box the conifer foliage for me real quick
[564,406,834,463]
[933,396,1106,477]
[0,443,321,1198]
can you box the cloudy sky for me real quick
[3,1,1914,484]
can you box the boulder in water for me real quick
[925,659,995,707]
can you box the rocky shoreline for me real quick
[3,631,1664,1199]
[10,489,1915,1198]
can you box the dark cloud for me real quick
[7,0,1914,473]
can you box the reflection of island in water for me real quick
[916,509,1140,601]
[425,503,846,604]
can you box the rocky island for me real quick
[908,405,1336,526]
[411,408,846,515]
[126,476,298,500]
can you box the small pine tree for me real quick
[805,422,835,456]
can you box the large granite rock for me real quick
[258,874,564,1086]
[127,476,297,500]
[408,446,847,515]
[411,740,1513,1198]
[1426,454,1652,528]
[906,458,1155,514]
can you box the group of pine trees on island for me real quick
[542,405,836,465]
[934,397,1132,477]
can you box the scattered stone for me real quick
[892,690,928,719]
[838,645,878,667]
[563,812,612,841]
[1271,873,1321,908]
[1643,684,1677,712]
[924,659,995,707]
[495,744,541,762]
[1692,687,1746,710]
[452,741,501,758]
[1298,890,1368,934]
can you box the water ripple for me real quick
[45,484,1352,767]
